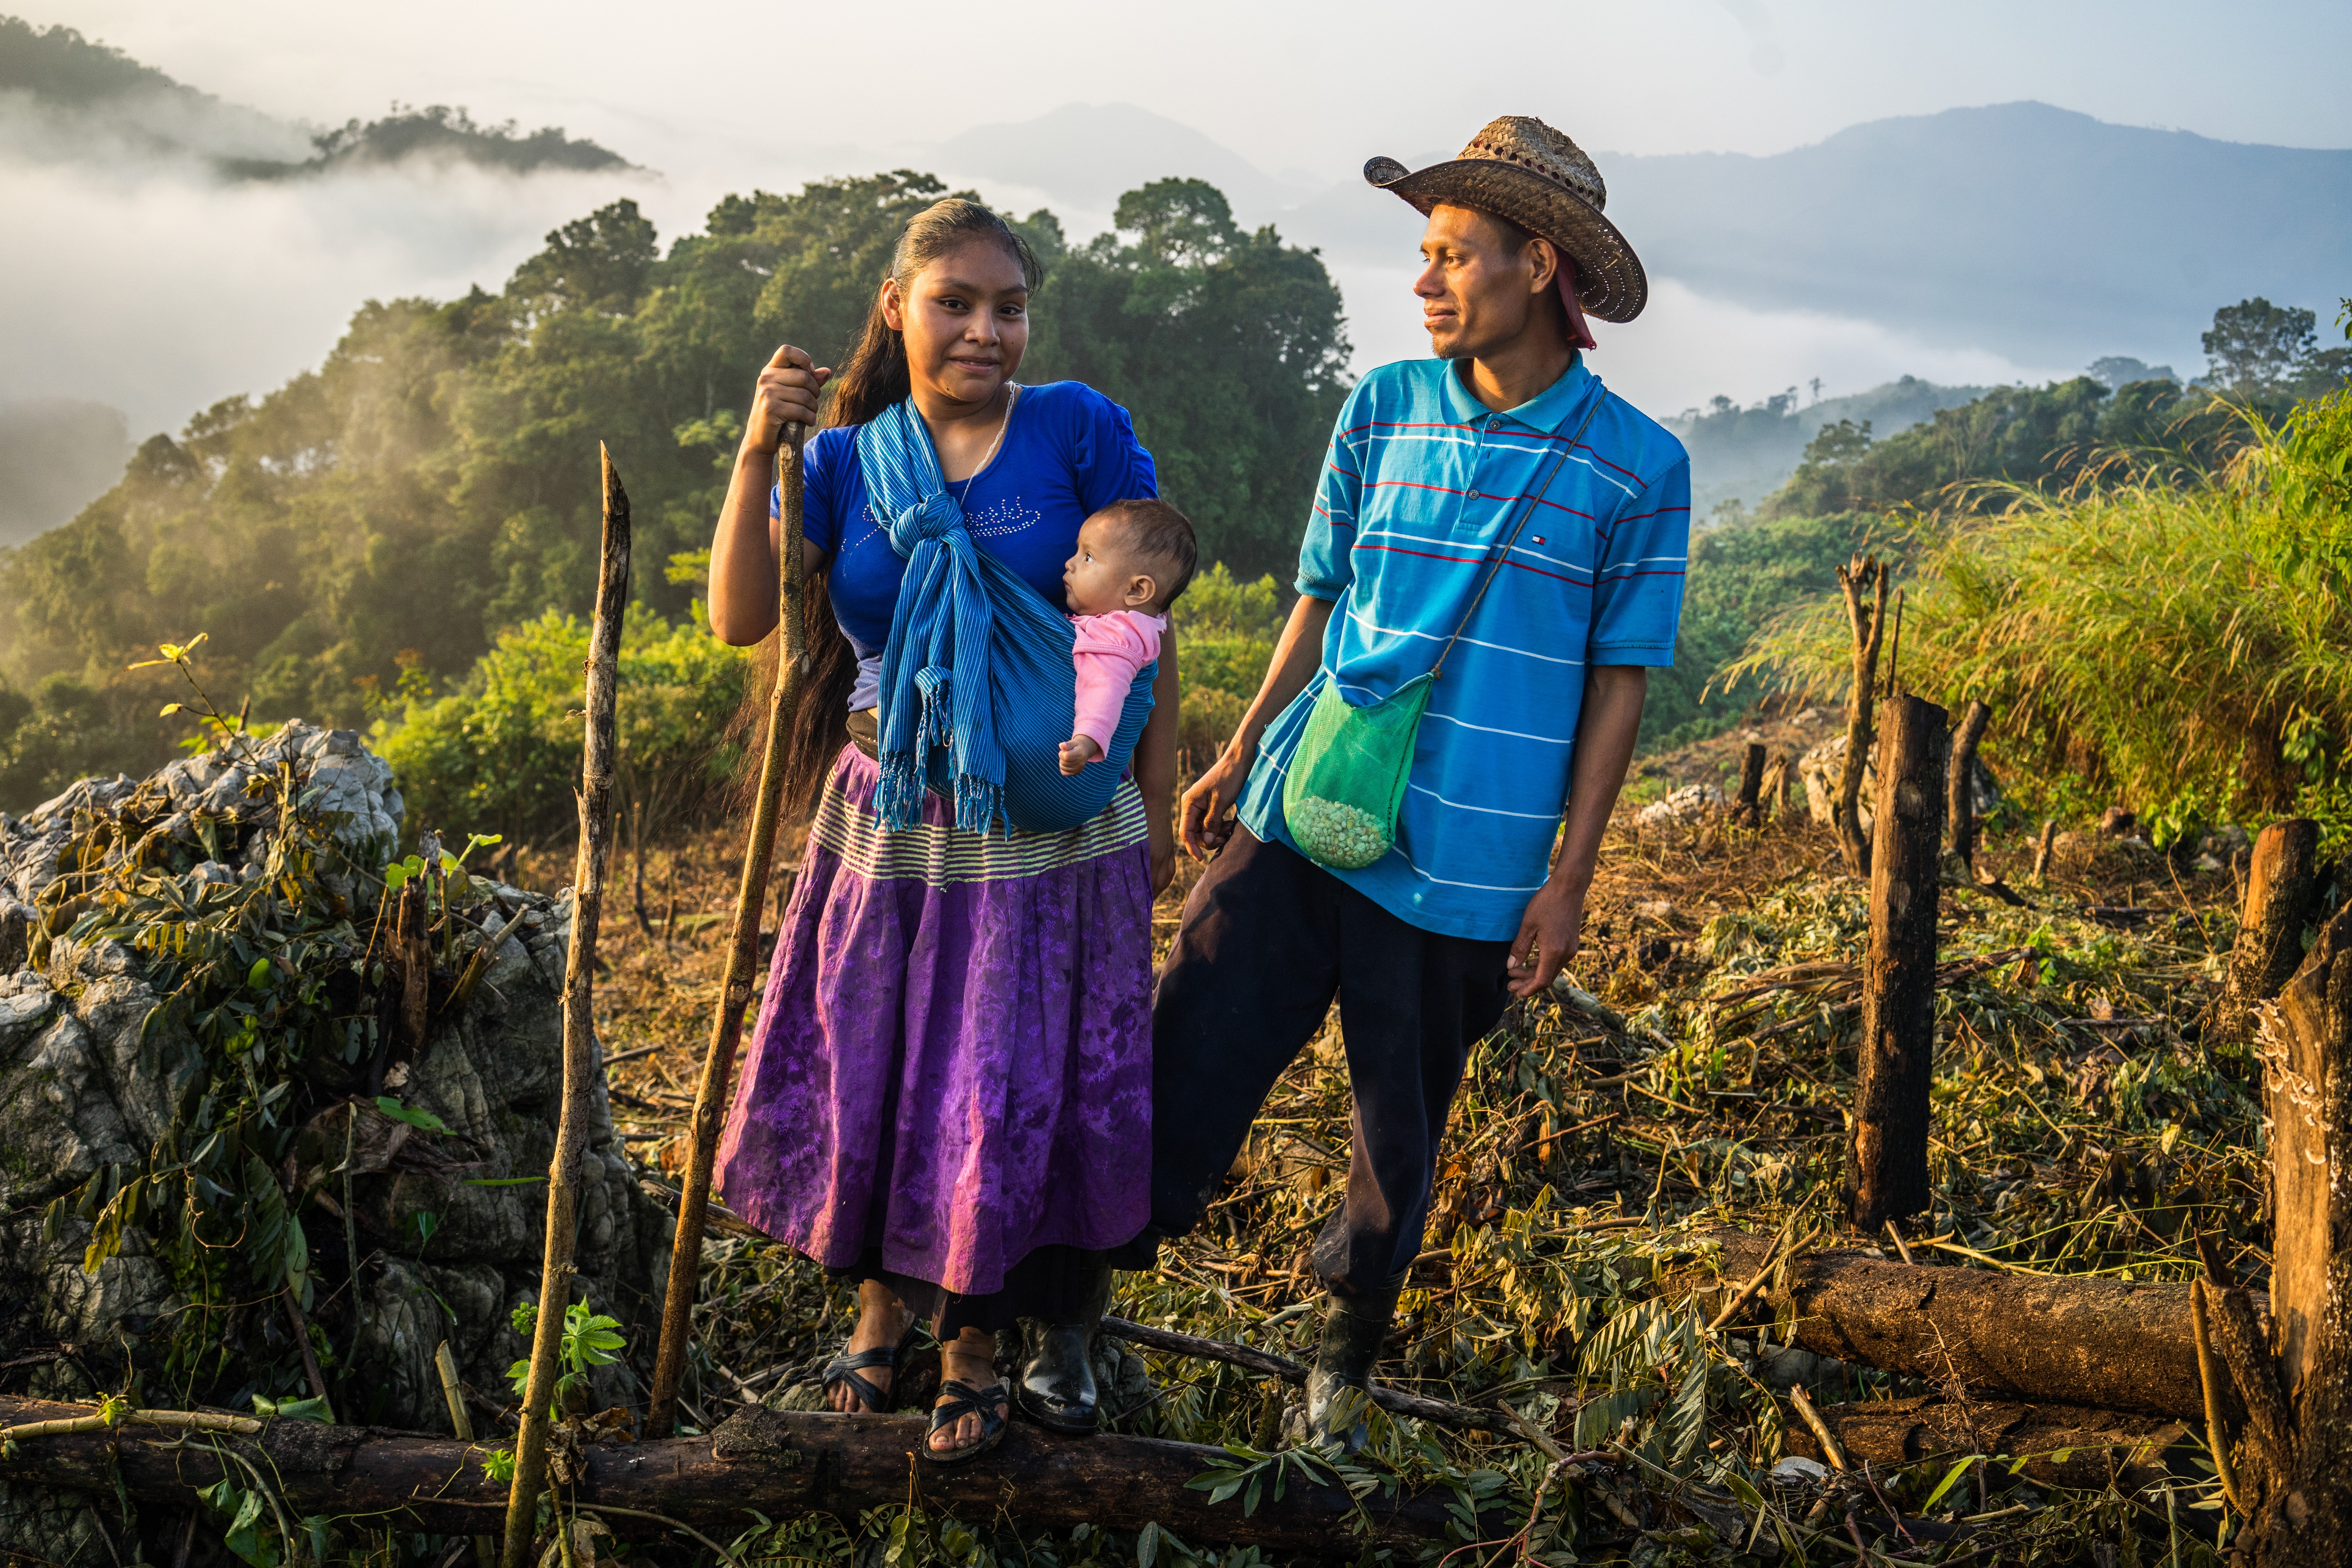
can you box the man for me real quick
[1148,116,1690,1447]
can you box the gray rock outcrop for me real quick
[0,722,665,1446]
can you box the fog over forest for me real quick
[9,10,2348,545]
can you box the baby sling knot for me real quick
[889,491,967,551]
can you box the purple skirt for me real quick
[714,745,1154,1298]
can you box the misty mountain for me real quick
[1606,103,2350,371]
[1665,376,1994,521]
[935,102,1317,218]
[0,15,628,176]
[1217,101,2348,374]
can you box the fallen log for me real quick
[1779,1393,2186,1494]
[1681,1231,2239,1421]
[0,1396,1471,1555]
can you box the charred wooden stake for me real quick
[1733,742,1767,828]
[1847,692,1946,1231]
[1831,556,1889,877]
[2032,818,2058,882]
[501,446,629,1568]
[2212,818,2320,1048]
[1946,698,1991,873]
[2206,899,2352,1560]
[647,421,808,1437]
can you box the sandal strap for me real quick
[824,1366,889,1410]
[823,1343,906,1412]
[928,1378,1009,1429]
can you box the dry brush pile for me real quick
[0,713,2285,1568]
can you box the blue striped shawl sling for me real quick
[857,396,1158,836]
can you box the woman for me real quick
[706,198,1177,1462]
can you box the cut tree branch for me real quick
[503,445,629,1568]
[649,422,808,1439]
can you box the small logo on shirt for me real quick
[1531,535,1547,545]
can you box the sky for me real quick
[38,0,2352,165]
[11,0,2351,440]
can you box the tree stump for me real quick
[2212,819,2321,1048]
[1847,693,1946,1231]
[1732,742,1767,828]
[2206,900,2352,1561]
[1945,699,1991,874]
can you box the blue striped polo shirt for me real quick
[1236,354,1691,940]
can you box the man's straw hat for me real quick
[1365,115,1648,323]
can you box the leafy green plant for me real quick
[374,606,748,848]
[505,1299,628,1408]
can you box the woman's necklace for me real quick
[963,384,1017,486]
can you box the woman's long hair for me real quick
[735,198,1044,825]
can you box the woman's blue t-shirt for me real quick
[774,383,1158,686]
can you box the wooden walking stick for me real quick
[501,446,630,1568]
[645,420,808,1438]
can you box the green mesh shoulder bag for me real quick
[1282,397,1599,870]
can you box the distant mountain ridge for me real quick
[1666,376,1993,520]
[0,14,629,176]
[935,101,2348,376]
[1605,102,2352,369]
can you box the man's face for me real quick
[1413,204,1549,361]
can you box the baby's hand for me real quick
[1058,737,1102,776]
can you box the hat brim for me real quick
[1365,155,1648,323]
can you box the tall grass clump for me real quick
[1729,390,2352,835]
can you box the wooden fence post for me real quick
[2203,900,2352,1558]
[646,421,808,1438]
[1831,556,1889,877]
[1847,692,1946,1232]
[501,447,629,1568]
[1946,699,1991,874]
[2213,819,2321,1048]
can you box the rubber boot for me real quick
[1304,1272,1406,1453]
[1018,1258,1111,1434]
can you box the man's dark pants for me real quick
[1150,827,1514,1298]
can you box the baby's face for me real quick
[1063,517,1158,616]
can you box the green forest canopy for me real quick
[0,171,1351,811]
[0,140,2330,833]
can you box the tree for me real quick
[507,199,660,314]
[0,170,1354,810]
[1025,178,1352,577]
[2203,297,2316,399]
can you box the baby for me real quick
[1058,498,1198,775]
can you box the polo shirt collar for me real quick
[1441,350,1594,432]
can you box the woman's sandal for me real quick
[921,1378,1011,1465]
[820,1320,920,1414]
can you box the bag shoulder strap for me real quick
[1429,390,1607,682]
